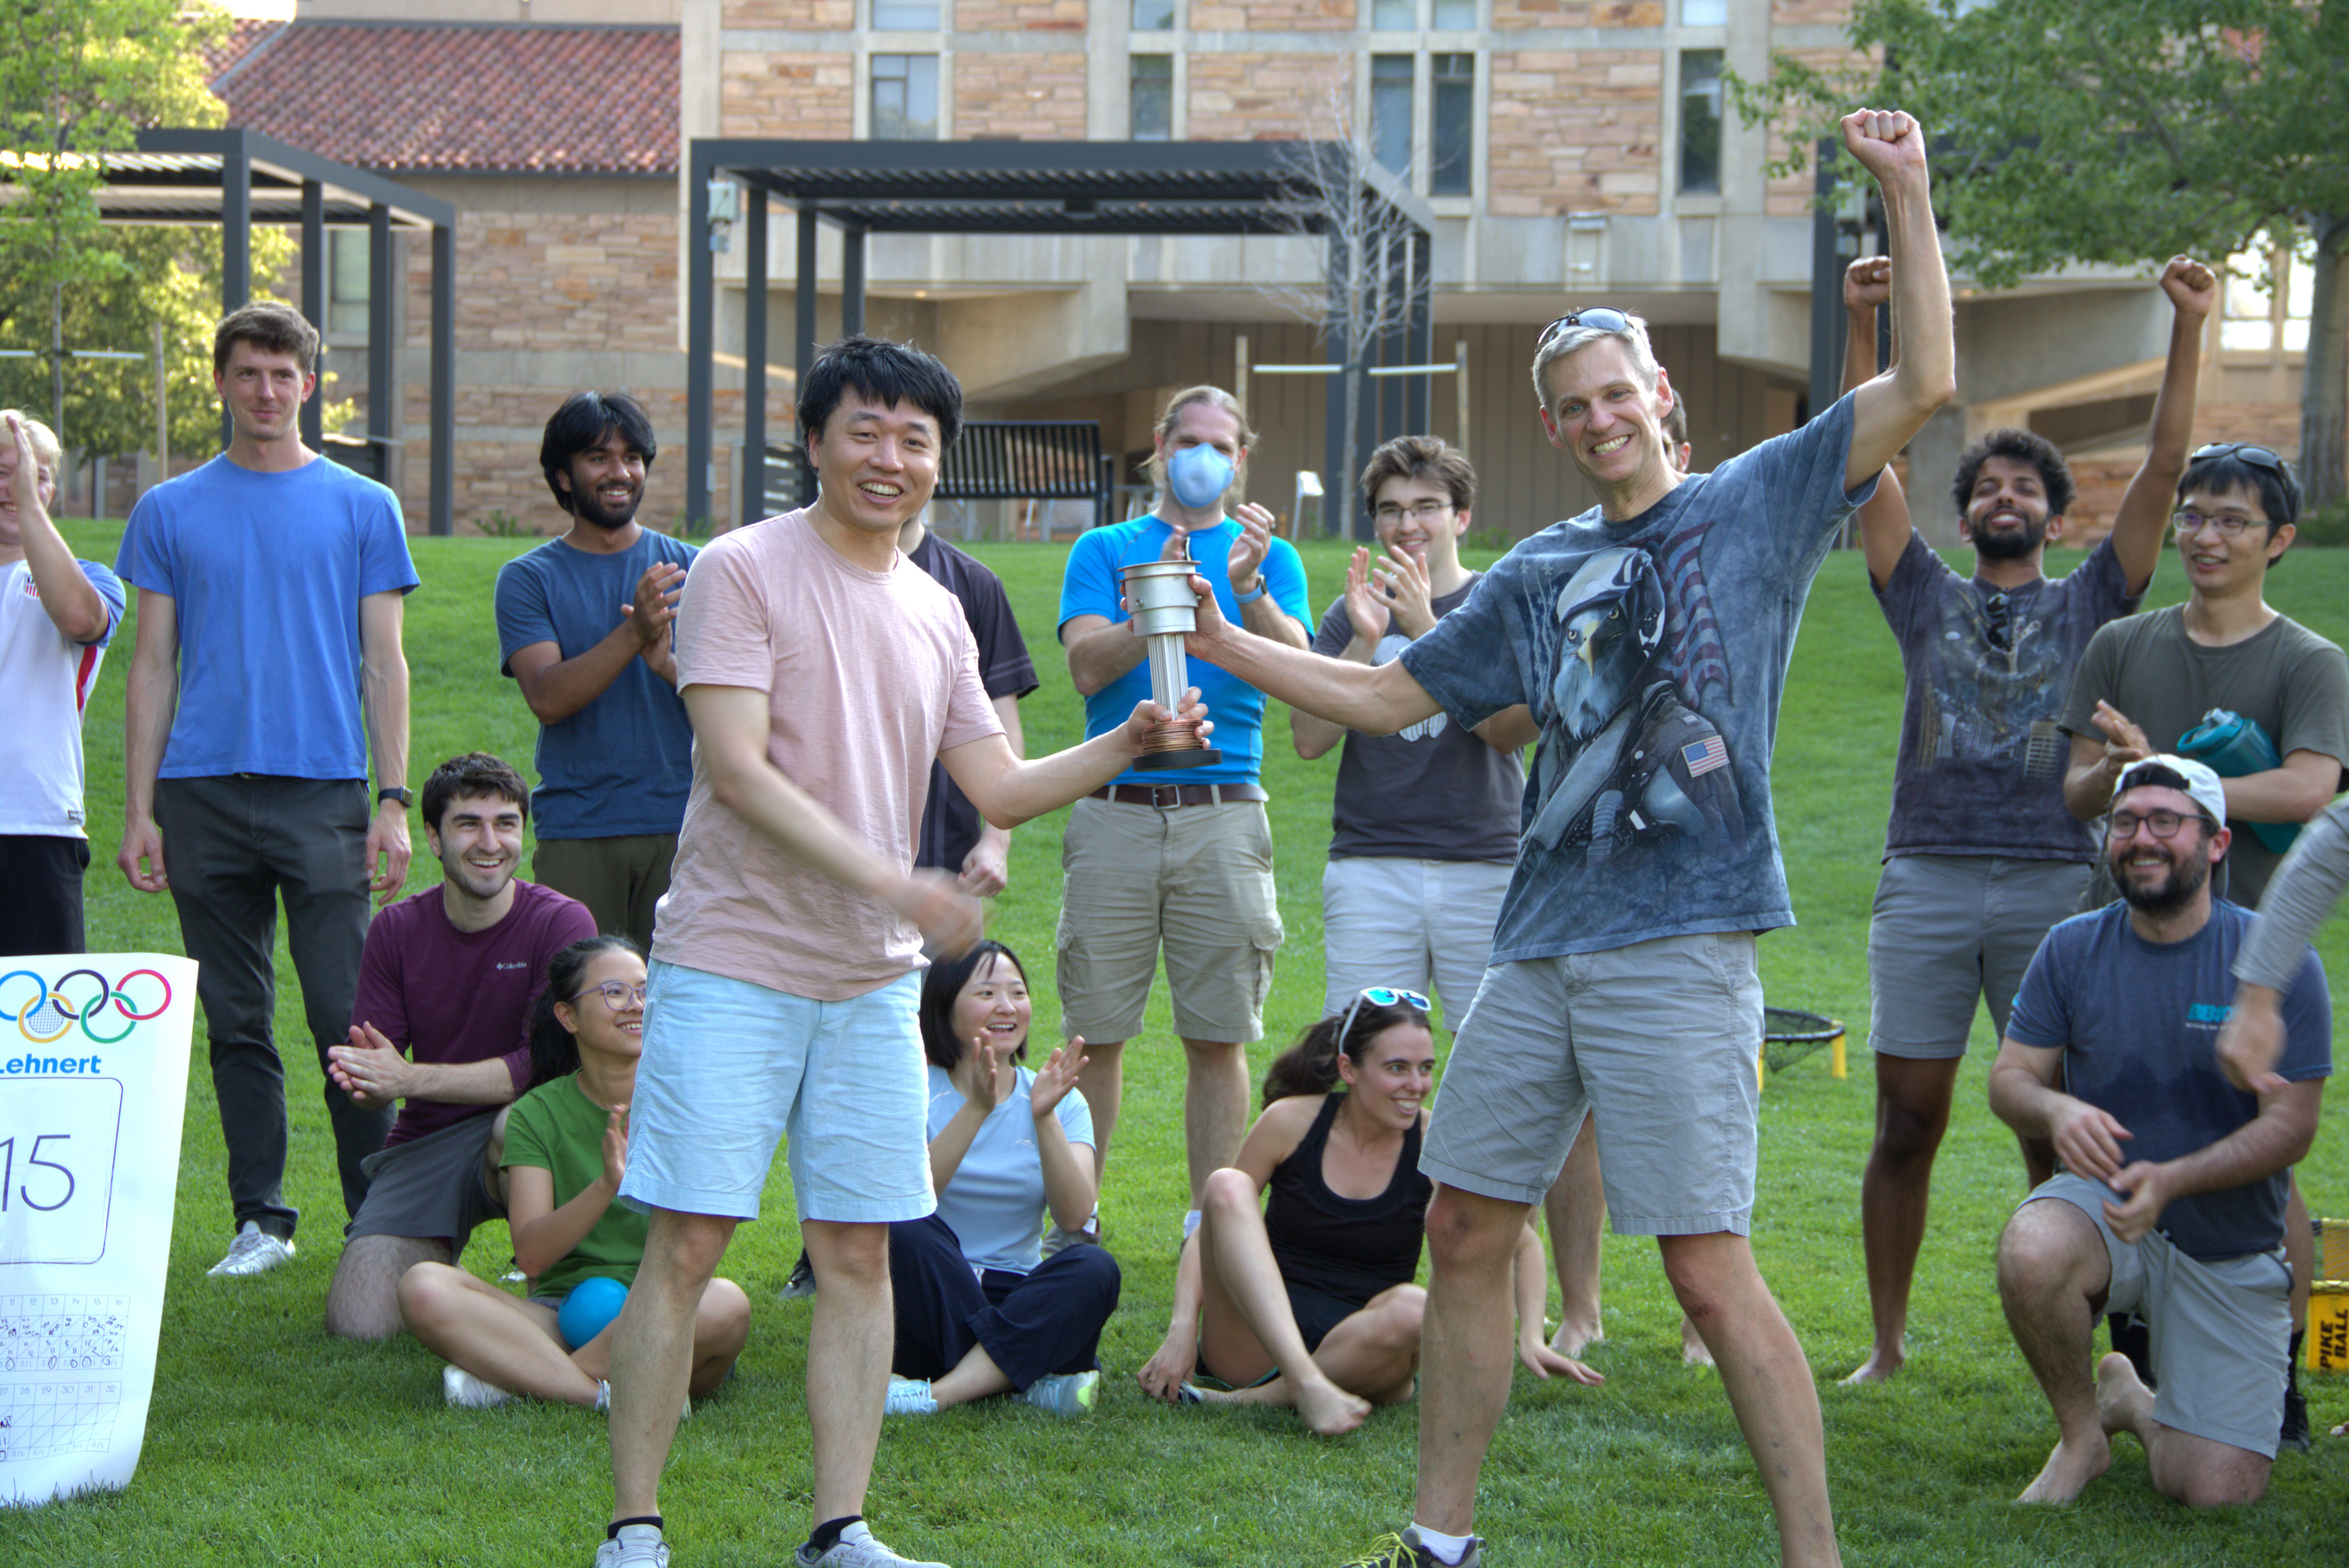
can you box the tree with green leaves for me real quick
[0,0,228,453]
[1734,0,2349,508]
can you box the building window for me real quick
[327,228,369,338]
[2223,235,2315,354]
[1373,0,1414,28]
[1679,49,1723,194]
[1431,0,1474,27]
[1371,55,1414,178]
[1431,52,1473,195]
[1681,0,1727,23]
[873,0,938,26]
[1132,0,1174,27]
[872,55,939,140]
[1131,55,1172,141]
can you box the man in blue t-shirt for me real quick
[114,302,420,1279]
[1192,107,1952,1568]
[1846,256,2215,1385]
[1991,755,2328,1508]
[1055,385,1309,1228]
[494,392,697,951]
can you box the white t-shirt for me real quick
[927,1064,1094,1276]
[0,558,125,838]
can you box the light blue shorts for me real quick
[619,961,935,1225]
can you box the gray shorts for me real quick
[2026,1174,2291,1459]
[1868,854,2089,1059]
[345,1111,506,1258]
[1419,932,1762,1234]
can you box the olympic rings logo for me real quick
[0,969,172,1046]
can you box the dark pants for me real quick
[0,835,90,957]
[154,774,388,1239]
[887,1213,1121,1392]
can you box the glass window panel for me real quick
[1431,53,1473,195]
[1432,0,1474,27]
[327,229,369,338]
[871,54,938,140]
[2283,317,2310,353]
[1132,0,1174,28]
[2221,319,2275,352]
[1131,54,1173,141]
[1371,55,1414,177]
[1373,0,1415,28]
[873,0,937,25]
[1682,0,1727,23]
[1679,49,1722,194]
[2287,251,2314,322]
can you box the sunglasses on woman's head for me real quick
[1337,986,1434,1046]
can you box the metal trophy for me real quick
[1118,557,1222,771]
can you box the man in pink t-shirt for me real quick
[598,336,1206,1568]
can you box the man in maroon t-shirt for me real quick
[321,752,598,1338]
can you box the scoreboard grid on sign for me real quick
[0,1295,131,1463]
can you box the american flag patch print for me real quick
[1681,736,1728,777]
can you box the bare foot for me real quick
[1293,1377,1373,1437]
[2016,1434,2110,1504]
[1841,1342,1903,1384]
[1681,1313,1715,1368]
[1550,1315,1604,1359]
[2094,1350,2155,1444]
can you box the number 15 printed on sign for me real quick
[0,1080,123,1266]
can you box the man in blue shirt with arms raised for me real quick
[1179,109,1953,1568]
[1056,385,1309,1235]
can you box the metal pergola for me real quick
[685,139,1437,531]
[81,127,457,534]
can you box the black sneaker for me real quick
[1341,1527,1484,1567]
[2282,1382,2313,1452]
[779,1250,816,1300]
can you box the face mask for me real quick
[1166,443,1235,511]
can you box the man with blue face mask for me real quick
[1056,385,1311,1244]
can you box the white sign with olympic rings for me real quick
[0,953,197,1506]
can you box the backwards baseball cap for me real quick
[2113,754,2227,828]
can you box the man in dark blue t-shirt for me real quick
[494,392,697,952]
[1192,103,1954,1568]
[1847,257,2216,1385]
[1991,755,2328,1508]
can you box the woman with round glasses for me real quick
[397,935,751,1408]
[1138,989,1591,1435]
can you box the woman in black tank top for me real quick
[1136,993,1571,1435]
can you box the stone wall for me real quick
[1492,0,1661,26]
[954,52,1088,139]
[953,0,1086,29]
[722,0,851,26]
[1488,50,1662,216]
[1186,52,1349,141]
[721,51,856,138]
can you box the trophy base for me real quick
[1132,747,1224,772]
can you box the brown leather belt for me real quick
[1089,783,1268,808]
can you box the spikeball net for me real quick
[1759,1005,1846,1083]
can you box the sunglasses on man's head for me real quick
[1537,308,1632,348]
[2190,442,2291,474]
[1337,986,1434,1047]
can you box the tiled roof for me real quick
[209,22,678,176]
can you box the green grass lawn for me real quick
[13,522,2349,1566]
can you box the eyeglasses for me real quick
[572,980,649,1010]
[1337,986,1433,1046]
[2170,509,2266,538]
[1372,499,1455,524]
[2108,809,2215,841]
[1537,307,1631,347]
[2190,442,2289,473]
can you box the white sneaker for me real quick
[593,1523,670,1567]
[884,1376,938,1416]
[207,1221,296,1277]
[795,1528,949,1567]
[444,1364,513,1409]
[1023,1370,1100,1418]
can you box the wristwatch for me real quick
[377,786,413,809]
[1233,576,1267,604]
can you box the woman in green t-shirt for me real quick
[397,936,750,1408]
